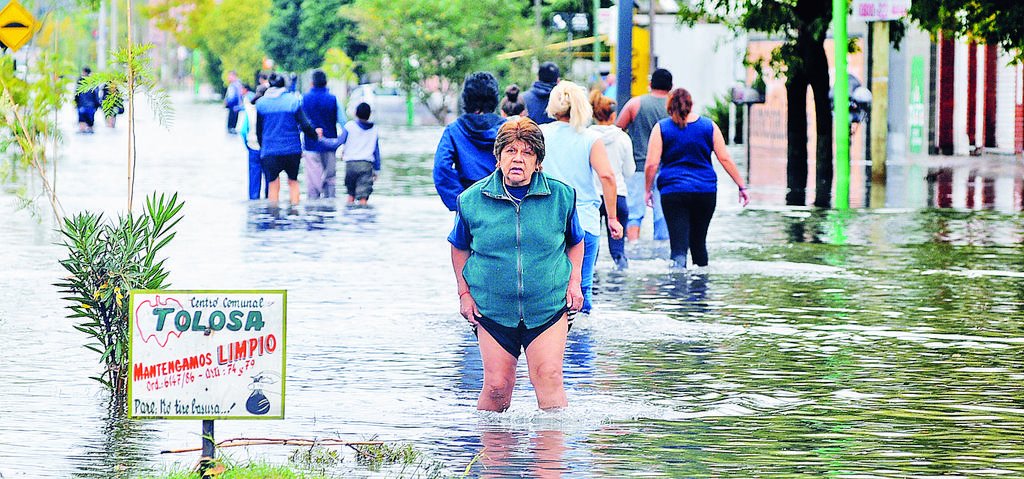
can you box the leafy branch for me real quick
[77,43,174,212]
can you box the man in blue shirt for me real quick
[301,70,347,199]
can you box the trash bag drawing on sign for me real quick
[246,371,278,415]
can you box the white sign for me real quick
[128,290,286,420]
[853,0,910,21]
[598,7,616,45]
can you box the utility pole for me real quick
[833,0,850,209]
[96,0,107,70]
[110,0,119,54]
[615,0,633,111]
[870,21,889,183]
[648,0,656,71]
[593,0,601,71]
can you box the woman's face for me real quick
[498,139,539,187]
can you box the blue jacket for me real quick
[255,88,316,158]
[225,80,243,112]
[302,87,346,153]
[522,80,556,125]
[433,113,505,211]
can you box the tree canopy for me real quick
[196,0,271,86]
[344,0,527,122]
[910,1,1024,61]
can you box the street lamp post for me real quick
[833,0,850,210]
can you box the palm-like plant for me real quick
[56,193,184,395]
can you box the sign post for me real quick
[129,290,287,471]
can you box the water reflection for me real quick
[925,166,1021,211]
[70,405,157,479]
[245,202,379,232]
[474,429,568,479]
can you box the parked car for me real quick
[345,83,440,126]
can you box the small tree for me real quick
[56,193,184,396]
[78,44,174,212]
[62,1,182,404]
[0,17,74,219]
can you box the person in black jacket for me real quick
[520,62,559,126]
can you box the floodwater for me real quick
[1,96,1023,478]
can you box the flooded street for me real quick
[1,96,1023,477]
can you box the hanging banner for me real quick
[128,290,287,420]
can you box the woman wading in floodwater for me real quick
[448,117,584,411]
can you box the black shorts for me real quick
[77,107,96,126]
[474,307,573,359]
[261,153,301,181]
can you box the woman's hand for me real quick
[607,217,623,240]
[460,292,482,326]
[738,187,750,207]
[645,190,654,208]
[566,281,584,312]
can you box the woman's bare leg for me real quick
[524,316,568,410]
[477,327,518,411]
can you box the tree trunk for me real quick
[785,71,809,206]
[807,38,834,208]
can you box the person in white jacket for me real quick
[588,90,634,269]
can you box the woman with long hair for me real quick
[644,88,749,270]
[588,90,633,269]
[541,81,623,313]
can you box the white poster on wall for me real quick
[128,290,286,420]
[853,0,910,21]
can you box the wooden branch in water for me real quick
[161,437,385,454]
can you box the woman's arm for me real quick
[451,246,481,324]
[565,240,584,311]
[433,128,462,211]
[590,141,623,239]
[644,123,663,206]
[712,122,749,206]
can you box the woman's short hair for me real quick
[589,89,616,123]
[493,116,546,164]
[267,72,287,88]
[501,84,526,117]
[545,80,593,131]
[462,71,500,114]
[667,88,694,128]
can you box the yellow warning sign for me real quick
[0,0,37,53]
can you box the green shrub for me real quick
[56,193,184,395]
